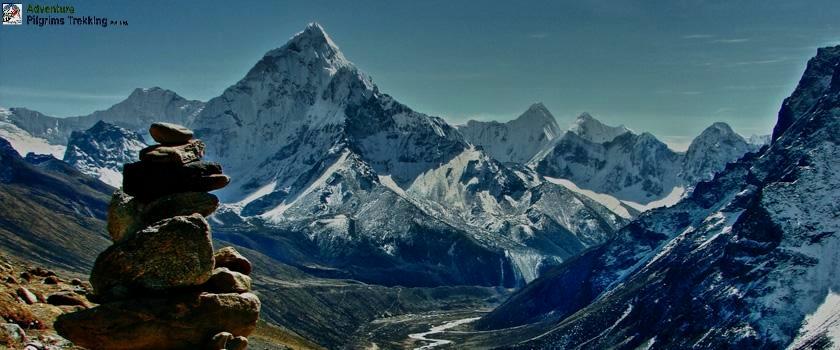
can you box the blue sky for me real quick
[1,0,838,150]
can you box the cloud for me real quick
[0,86,125,100]
[682,34,714,39]
[711,38,750,44]
[656,89,703,96]
[528,33,548,39]
[659,136,693,152]
[731,57,789,66]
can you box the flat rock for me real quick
[142,192,219,223]
[123,161,226,201]
[55,292,260,350]
[204,267,251,293]
[90,214,215,301]
[149,122,194,145]
[140,139,206,165]
[214,247,252,275]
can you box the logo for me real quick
[2,3,22,25]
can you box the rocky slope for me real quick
[62,121,147,187]
[0,136,112,273]
[468,45,840,350]
[457,103,561,163]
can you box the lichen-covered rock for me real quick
[90,214,215,301]
[107,189,142,242]
[55,292,260,350]
[213,247,252,275]
[149,122,194,145]
[140,139,206,165]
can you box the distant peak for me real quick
[569,112,631,143]
[526,102,549,113]
[577,112,595,121]
[128,87,179,99]
[516,103,555,124]
[706,122,735,134]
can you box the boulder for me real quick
[0,323,26,346]
[16,287,38,305]
[142,192,219,223]
[208,331,233,350]
[90,214,215,301]
[213,247,252,275]
[46,292,87,307]
[149,122,194,145]
[204,268,251,293]
[140,139,206,165]
[55,292,260,350]
[123,161,226,201]
[227,336,249,350]
[43,276,59,284]
[107,189,142,242]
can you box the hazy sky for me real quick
[1,0,838,150]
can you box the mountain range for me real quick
[2,22,820,349]
[0,23,766,289]
[461,44,840,350]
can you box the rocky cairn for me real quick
[55,123,260,350]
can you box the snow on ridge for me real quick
[0,121,66,158]
[544,177,634,219]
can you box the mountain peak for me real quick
[569,112,630,143]
[514,103,556,125]
[269,22,346,64]
[708,121,735,133]
[127,87,182,102]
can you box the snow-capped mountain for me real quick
[456,103,561,163]
[681,122,754,184]
[4,87,204,145]
[473,45,840,350]
[194,23,626,287]
[568,112,631,143]
[533,127,684,205]
[531,114,759,210]
[747,134,771,147]
[0,108,66,158]
[62,121,146,187]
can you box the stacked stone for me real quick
[55,123,260,350]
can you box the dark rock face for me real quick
[55,292,260,350]
[90,214,215,301]
[62,120,147,186]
